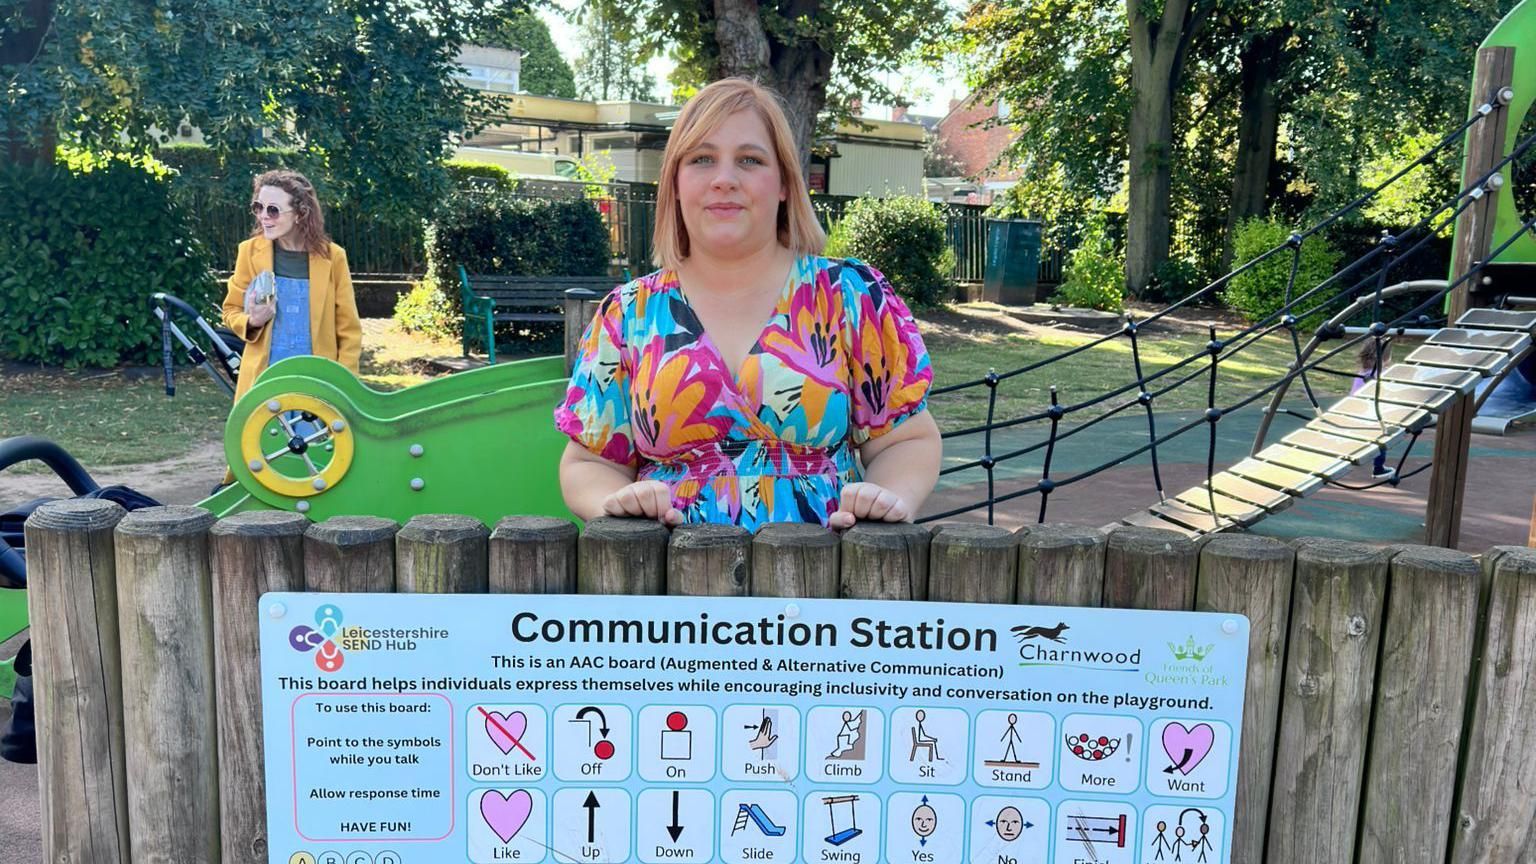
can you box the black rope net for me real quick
[917,89,1536,528]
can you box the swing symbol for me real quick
[822,795,863,846]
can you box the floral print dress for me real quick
[555,256,933,529]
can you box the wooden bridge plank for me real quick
[1323,398,1433,430]
[1428,327,1531,353]
[1403,344,1511,375]
[1454,307,1536,332]
[1229,457,1327,496]
[1205,472,1294,511]
[1254,443,1353,478]
[1280,428,1382,465]
[1379,363,1481,394]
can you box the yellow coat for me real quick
[221,236,363,403]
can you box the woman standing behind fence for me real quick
[221,169,362,404]
[556,78,941,529]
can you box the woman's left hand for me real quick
[828,482,912,529]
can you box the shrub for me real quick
[445,160,520,192]
[1222,217,1343,328]
[393,278,460,342]
[824,195,952,309]
[426,191,611,313]
[0,154,218,367]
[1145,257,1207,306]
[1054,214,1125,312]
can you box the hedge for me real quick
[0,154,218,367]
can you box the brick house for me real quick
[928,96,1022,205]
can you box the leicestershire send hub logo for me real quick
[288,603,347,673]
[287,602,450,673]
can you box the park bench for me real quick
[458,266,618,363]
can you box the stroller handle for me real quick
[0,437,100,497]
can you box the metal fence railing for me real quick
[181,181,1067,290]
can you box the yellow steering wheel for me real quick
[237,393,355,498]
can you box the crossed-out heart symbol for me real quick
[1161,722,1215,774]
[480,789,533,844]
[484,710,529,756]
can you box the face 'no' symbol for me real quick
[995,806,1024,841]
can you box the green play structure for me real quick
[200,353,573,525]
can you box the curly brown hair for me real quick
[249,169,332,258]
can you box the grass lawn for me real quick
[922,305,1361,433]
[0,320,461,471]
[0,306,1363,471]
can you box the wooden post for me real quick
[1426,46,1515,548]
[1016,524,1106,607]
[209,511,308,864]
[114,506,220,863]
[1102,526,1198,610]
[396,514,489,594]
[24,499,130,863]
[303,516,399,593]
[928,524,1016,603]
[840,523,931,600]
[1359,546,1480,864]
[563,287,604,373]
[578,517,668,595]
[1196,535,1295,864]
[490,516,578,593]
[668,524,751,596]
[1450,546,1536,863]
[1266,539,1389,864]
[751,524,839,598]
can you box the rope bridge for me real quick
[918,89,1536,537]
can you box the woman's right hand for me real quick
[601,480,684,526]
[247,296,276,327]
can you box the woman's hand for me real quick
[828,482,911,529]
[247,296,276,327]
[601,480,684,526]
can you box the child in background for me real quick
[1351,340,1394,478]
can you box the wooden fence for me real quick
[22,500,1536,863]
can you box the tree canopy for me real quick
[481,9,578,99]
[1,0,516,217]
[960,0,1511,290]
[587,0,950,175]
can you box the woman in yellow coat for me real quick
[221,169,362,403]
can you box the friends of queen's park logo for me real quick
[288,603,346,673]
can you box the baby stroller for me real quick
[1,436,161,763]
[150,291,243,398]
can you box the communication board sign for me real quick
[260,593,1249,864]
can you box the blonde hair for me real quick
[653,78,826,270]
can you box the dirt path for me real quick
[0,439,226,508]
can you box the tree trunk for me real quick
[1223,31,1285,268]
[1124,0,1211,296]
[711,0,830,181]
[1,0,57,166]
[1126,79,1175,295]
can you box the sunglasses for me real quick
[250,202,294,219]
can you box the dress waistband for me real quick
[649,439,846,478]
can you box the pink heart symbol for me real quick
[1162,722,1215,775]
[484,711,528,756]
[480,789,533,844]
